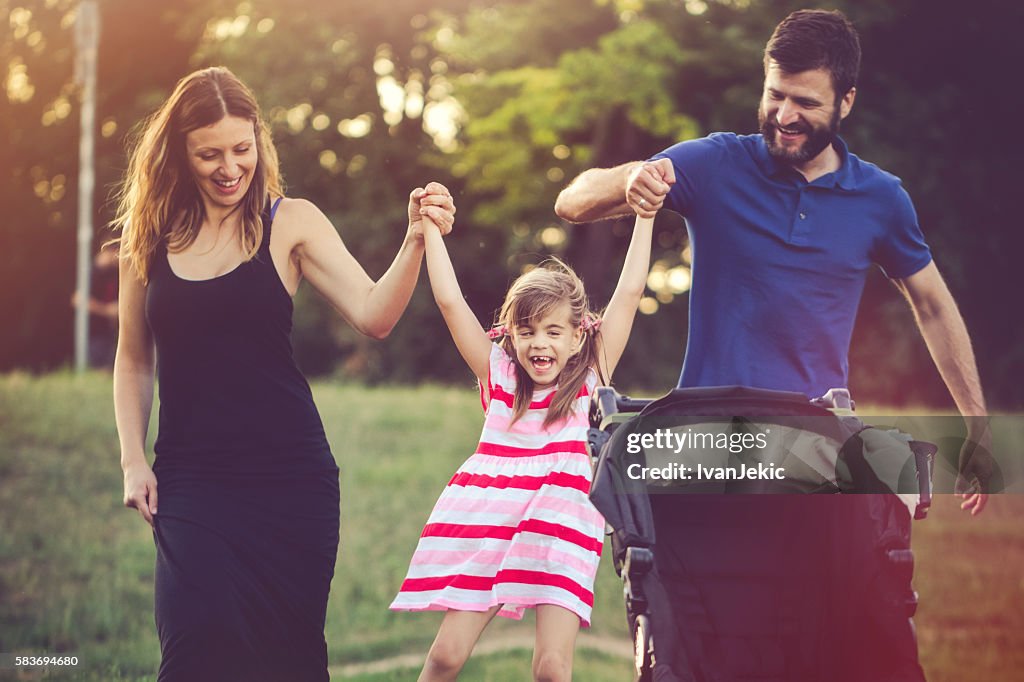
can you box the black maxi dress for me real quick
[145,199,340,681]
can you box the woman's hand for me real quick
[408,182,455,240]
[123,459,158,527]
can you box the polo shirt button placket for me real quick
[791,190,811,245]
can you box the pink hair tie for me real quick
[581,317,602,333]
[486,325,509,340]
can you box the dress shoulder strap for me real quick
[259,196,284,255]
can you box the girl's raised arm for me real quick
[421,216,492,386]
[596,215,655,380]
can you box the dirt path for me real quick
[330,631,632,677]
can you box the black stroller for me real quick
[587,386,934,682]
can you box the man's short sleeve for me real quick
[650,135,729,216]
[874,182,933,279]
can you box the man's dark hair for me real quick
[764,9,861,100]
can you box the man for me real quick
[556,9,991,511]
[556,9,992,680]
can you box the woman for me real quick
[112,66,455,681]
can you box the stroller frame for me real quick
[587,385,935,682]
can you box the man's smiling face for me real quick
[758,61,853,167]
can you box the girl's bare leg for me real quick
[418,606,501,682]
[532,604,580,682]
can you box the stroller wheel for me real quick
[633,614,653,681]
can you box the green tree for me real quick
[3,0,1020,407]
[1,0,212,370]
[437,0,1022,404]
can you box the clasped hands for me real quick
[409,182,456,239]
[627,158,676,219]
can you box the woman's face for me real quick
[184,115,257,210]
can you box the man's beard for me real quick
[759,107,840,165]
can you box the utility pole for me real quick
[73,0,99,372]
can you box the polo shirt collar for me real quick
[829,136,858,190]
[755,134,859,190]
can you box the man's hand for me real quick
[955,421,994,515]
[626,158,676,218]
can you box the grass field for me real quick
[1,371,1022,681]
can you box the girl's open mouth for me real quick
[530,356,554,372]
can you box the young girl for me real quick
[390,211,654,681]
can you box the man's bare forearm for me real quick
[555,162,640,223]
[916,304,987,422]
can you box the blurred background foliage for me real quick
[2,0,1020,407]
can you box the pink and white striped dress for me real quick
[390,345,605,625]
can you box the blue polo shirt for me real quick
[652,133,932,399]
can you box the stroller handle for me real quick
[588,385,935,519]
[591,386,651,427]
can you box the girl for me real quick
[390,212,654,681]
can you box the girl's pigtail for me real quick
[579,312,606,385]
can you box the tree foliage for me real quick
[2,0,1020,407]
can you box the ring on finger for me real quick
[638,198,648,209]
